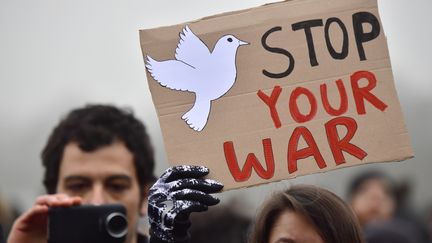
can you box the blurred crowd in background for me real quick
[2,168,432,242]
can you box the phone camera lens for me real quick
[105,212,128,238]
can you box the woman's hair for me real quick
[250,184,364,243]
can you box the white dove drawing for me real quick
[145,25,249,132]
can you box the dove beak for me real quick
[239,40,249,46]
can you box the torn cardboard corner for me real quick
[140,0,413,190]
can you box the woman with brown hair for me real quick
[250,184,364,243]
[146,166,364,243]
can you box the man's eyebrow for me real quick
[63,175,91,182]
[106,174,132,182]
[275,238,296,243]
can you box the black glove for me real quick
[148,165,223,243]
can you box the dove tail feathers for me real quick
[145,55,160,82]
[145,55,157,69]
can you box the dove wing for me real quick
[175,25,211,67]
[146,56,199,92]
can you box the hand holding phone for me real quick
[7,194,81,243]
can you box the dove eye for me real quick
[227,37,233,43]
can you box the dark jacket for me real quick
[138,234,149,243]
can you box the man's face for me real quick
[350,178,395,225]
[56,141,143,243]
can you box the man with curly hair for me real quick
[8,105,156,243]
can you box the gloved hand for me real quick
[148,165,223,243]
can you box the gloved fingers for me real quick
[152,200,207,229]
[147,203,164,220]
[170,178,223,193]
[160,165,210,183]
[174,200,209,216]
[172,189,220,206]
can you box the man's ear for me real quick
[140,183,152,216]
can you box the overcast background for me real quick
[1,0,431,216]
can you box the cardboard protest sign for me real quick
[140,0,414,189]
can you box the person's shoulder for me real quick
[364,220,417,243]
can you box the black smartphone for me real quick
[48,204,128,243]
